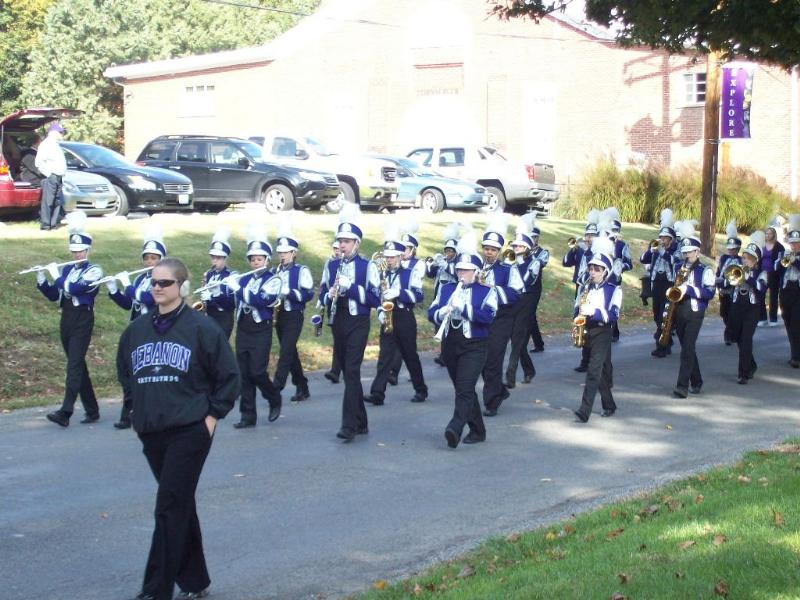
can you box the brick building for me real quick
[104,0,800,200]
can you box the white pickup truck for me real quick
[249,134,398,210]
[405,144,559,213]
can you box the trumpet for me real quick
[649,238,660,250]
[567,237,577,249]
[89,266,153,289]
[501,247,516,263]
[781,252,796,268]
[722,263,748,287]
[19,259,85,275]
[425,253,444,267]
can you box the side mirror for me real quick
[238,157,252,168]
[295,149,309,160]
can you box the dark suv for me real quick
[137,135,340,213]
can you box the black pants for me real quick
[674,303,705,393]
[528,284,544,349]
[370,308,427,401]
[575,326,615,420]
[780,284,800,361]
[719,293,733,342]
[505,291,535,383]
[482,308,514,411]
[327,325,341,376]
[139,421,213,600]
[59,304,98,417]
[273,310,308,393]
[40,174,63,229]
[206,309,234,340]
[759,271,781,322]
[729,298,759,378]
[333,308,370,434]
[652,275,673,347]
[235,316,280,423]
[442,327,487,438]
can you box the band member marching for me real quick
[604,207,632,342]
[425,223,460,366]
[226,225,282,428]
[272,216,314,402]
[527,220,549,354]
[32,211,103,427]
[572,234,621,422]
[321,239,343,383]
[366,223,428,406]
[760,215,786,327]
[428,229,498,448]
[319,203,380,442]
[564,209,599,372]
[776,215,800,368]
[640,208,679,358]
[106,225,166,429]
[505,214,542,387]
[670,221,716,398]
[480,216,523,417]
[200,227,237,340]
[716,220,742,345]
[727,231,768,384]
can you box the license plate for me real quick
[95,200,108,209]
[178,194,190,205]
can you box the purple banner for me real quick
[720,63,754,139]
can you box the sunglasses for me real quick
[151,279,177,289]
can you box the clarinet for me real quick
[327,258,347,325]
[433,282,464,341]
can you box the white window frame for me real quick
[681,72,706,106]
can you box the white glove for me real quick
[223,275,241,293]
[36,270,47,285]
[451,294,466,312]
[612,259,623,277]
[580,303,593,316]
[378,311,386,324]
[383,288,399,300]
[45,262,60,280]
[200,289,212,302]
[281,283,290,297]
[679,283,689,295]
[106,279,118,294]
[437,306,452,320]
[117,271,131,288]
[577,240,587,251]
[337,275,351,292]
[210,285,222,298]
[435,256,446,268]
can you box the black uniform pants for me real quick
[40,174,63,229]
[528,283,544,350]
[139,421,212,600]
[575,325,615,420]
[207,309,234,340]
[780,284,800,361]
[719,293,733,342]
[674,303,705,393]
[442,327,487,438]
[729,298,759,378]
[59,304,98,417]
[652,275,673,347]
[370,308,427,401]
[759,271,781,323]
[333,309,370,434]
[236,317,280,423]
[482,308,514,411]
[327,325,342,377]
[274,310,308,392]
[505,290,535,383]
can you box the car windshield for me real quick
[235,140,264,161]
[396,158,440,177]
[303,137,336,156]
[69,144,132,168]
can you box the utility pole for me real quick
[700,51,722,257]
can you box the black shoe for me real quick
[573,410,589,423]
[337,428,355,442]
[364,394,384,406]
[530,346,544,353]
[504,379,516,389]
[291,389,310,402]
[790,360,800,369]
[176,589,209,599]
[113,419,132,430]
[651,347,666,358]
[665,346,672,355]
[129,592,156,600]
[387,373,399,386]
[356,425,369,435]
[737,377,748,385]
[522,373,534,384]
[689,385,702,395]
[444,428,460,448]
[672,388,688,399]
[612,336,619,343]
[482,408,497,417]
[463,431,486,444]
[574,364,588,373]
[324,371,340,383]
[410,393,426,403]
[80,414,99,424]
[434,355,445,366]
[268,403,282,422]
[233,420,256,429]
[601,409,616,418]
[46,411,69,427]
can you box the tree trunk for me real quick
[701,52,722,258]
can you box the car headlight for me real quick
[299,171,325,182]
[126,175,158,191]
[63,181,78,193]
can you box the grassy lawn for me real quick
[1,208,673,409]
[359,442,800,600]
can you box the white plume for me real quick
[245,222,267,245]
[211,226,231,245]
[748,230,766,249]
[517,213,536,236]
[603,206,621,222]
[338,201,362,225]
[384,221,401,243]
[485,212,509,237]
[767,213,786,229]
[659,208,675,229]
[586,209,601,226]
[456,227,478,255]
[65,210,88,235]
[725,219,738,239]
[442,222,461,242]
[276,213,296,239]
[399,211,420,236]
[592,232,615,259]
[142,223,164,246]
[598,213,615,236]
[676,220,697,240]
[788,214,800,232]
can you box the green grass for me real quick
[1,208,724,409]
[358,442,800,600]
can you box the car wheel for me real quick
[261,184,294,213]
[482,186,506,213]
[420,188,445,213]
[111,185,129,217]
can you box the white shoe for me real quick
[756,320,769,327]
[769,320,780,327]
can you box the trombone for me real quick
[19,259,85,275]
[89,266,153,289]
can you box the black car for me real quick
[137,135,340,213]
[61,142,194,216]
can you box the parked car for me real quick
[248,134,398,209]
[0,107,82,216]
[138,135,340,213]
[61,142,194,216]
[62,170,118,216]
[367,155,488,213]
[405,144,559,213]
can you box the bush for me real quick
[556,159,795,233]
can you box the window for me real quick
[210,142,246,166]
[176,141,208,163]
[142,140,177,161]
[682,73,706,105]
[407,148,433,167]
[271,137,298,158]
[63,149,87,169]
[439,147,465,167]
[180,84,216,117]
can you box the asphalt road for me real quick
[1,320,798,600]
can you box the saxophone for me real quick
[571,286,590,348]
[658,262,691,347]
[272,263,287,326]
[192,273,207,312]
[372,251,394,334]
[478,261,492,285]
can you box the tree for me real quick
[489,0,800,69]
[20,0,320,146]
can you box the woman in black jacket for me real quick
[117,258,240,600]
